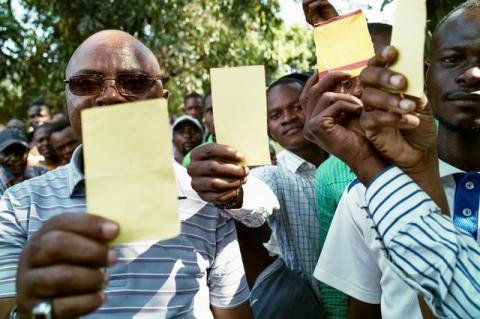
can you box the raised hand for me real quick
[302,0,338,26]
[359,46,438,175]
[16,214,119,319]
[300,71,387,184]
[187,144,248,208]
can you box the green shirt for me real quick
[315,156,356,319]
[182,133,215,168]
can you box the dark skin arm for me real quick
[0,298,16,318]
[347,297,381,319]
[359,46,449,213]
[187,143,248,208]
[15,214,118,319]
[211,302,254,319]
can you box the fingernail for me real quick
[381,46,390,59]
[102,222,119,239]
[399,99,415,111]
[107,249,117,266]
[389,75,403,88]
[235,152,244,160]
[243,166,249,175]
[103,272,110,284]
[99,292,106,303]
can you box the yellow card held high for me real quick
[314,10,374,77]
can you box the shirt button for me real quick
[465,182,475,190]
[462,208,473,217]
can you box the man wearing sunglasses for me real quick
[0,30,252,319]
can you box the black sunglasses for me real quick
[64,73,162,96]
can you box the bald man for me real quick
[0,30,252,319]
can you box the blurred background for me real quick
[0,0,464,121]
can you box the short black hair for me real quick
[184,92,203,103]
[28,101,49,111]
[367,23,392,39]
[33,122,53,136]
[267,72,312,93]
[434,0,480,35]
[49,119,71,135]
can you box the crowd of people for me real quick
[0,0,478,318]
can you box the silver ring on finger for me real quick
[32,299,53,319]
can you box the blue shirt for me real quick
[0,147,249,318]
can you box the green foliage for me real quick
[0,0,315,122]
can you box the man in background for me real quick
[49,119,80,165]
[172,115,204,164]
[183,92,205,122]
[31,123,62,170]
[0,129,46,195]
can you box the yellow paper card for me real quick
[314,10,374,77]
[82,99,180,244]
[390,0,426,98]
[210,65,271,166]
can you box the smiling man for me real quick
[0,30,252,319]
[187,73,329,318]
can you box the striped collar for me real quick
[67,145,85,197]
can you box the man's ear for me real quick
[163,89,170,99]
[424,60,431,90]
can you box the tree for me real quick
[0,0,315,122]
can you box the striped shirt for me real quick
[229,150,320,298]
[0,164,47,196]
[315,160,479,319]
[366,166,480,319]
[0,147,249,318]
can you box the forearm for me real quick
[0,298,16,319]
[365,167,480,318]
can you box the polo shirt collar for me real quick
[439,159,464,178]
[67,145,85,197]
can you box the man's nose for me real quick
[95,80,127,106]
[457,66,480,87]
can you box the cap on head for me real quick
[172,115,204,135]
[0,130,29,152]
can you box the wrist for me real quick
[351,154,388,185]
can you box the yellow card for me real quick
[314,10,374,77]
[82,99,180,244]
[210,65,271,166]
[390,0,426,98]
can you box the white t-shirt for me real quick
[314,161,468,319]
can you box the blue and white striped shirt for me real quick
[366,166,480,319]
[0,147,250,318]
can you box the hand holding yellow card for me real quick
[82,99,180,244]
[210,65,271,166]
[389,0,427,98]
[314,10,374,77]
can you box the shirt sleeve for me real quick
[0,190,27,298]
[314,187,382,304]
[207,217,250,308]
[365,166,480,319]
[225,169,280,228]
